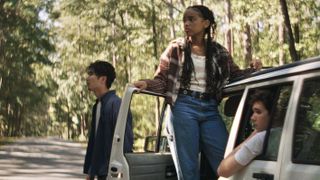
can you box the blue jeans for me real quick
[172,94,228,180]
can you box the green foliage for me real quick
[130,94,164,152]
[0,0,55,137]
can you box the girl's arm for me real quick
[217,130,258,177]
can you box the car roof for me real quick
[225,56,320,88]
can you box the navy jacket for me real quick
[83,90,133,176]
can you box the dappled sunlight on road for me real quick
[0,137,86,180]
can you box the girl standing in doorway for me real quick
[134,5,261,180]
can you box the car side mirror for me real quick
[224,95,242,117]
[144,136,169,152]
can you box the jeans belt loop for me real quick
[183,89,188,95]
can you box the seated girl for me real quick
[217,90,282,177]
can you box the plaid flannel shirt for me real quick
[144,38,254,104]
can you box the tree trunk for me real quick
[0,28,4,136]
[152,0,158,59]
[126,11,131,82]
[0,30,3,90]
[14,105,22,136]
[112,11,117,67]
[243,23,252,67]
[279,0,299,61]
[224,0,233,55]
[180,0,186,7]
[278,22,285,65]
[77,17,82,64]
[293,23,300,59]
[79,91,86,140]
[167,0,176,39]
[6,102,13,136]
[66,101,71,139]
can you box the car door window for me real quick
[128,93,169,153]
[236,84,292,161]
[293,78,320,165]
[117,88,177,180]
[262,85,291,160]
[219,92,243,132]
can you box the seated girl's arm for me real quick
[217,130,261,177]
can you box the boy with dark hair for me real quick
[83,60,133,180]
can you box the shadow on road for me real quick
[0,137,87,180]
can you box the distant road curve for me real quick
[0,137,86,180]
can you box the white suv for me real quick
[108,56,320,180]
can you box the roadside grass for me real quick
[73,139,88,148]
[0,137,16,147]
[0,136,88,148]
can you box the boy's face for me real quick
[86,69,106,93]
[250,101,270,132]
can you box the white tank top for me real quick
[189,53,207,92]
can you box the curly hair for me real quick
[180,5,220,92]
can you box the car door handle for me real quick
[109,162,123,178]
[252,172,274,180]
[165,165,176,178]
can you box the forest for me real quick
[0,0,319,140]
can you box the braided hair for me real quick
[180,5,219,92]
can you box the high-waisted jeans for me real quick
[172,94,228,180]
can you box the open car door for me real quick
[108,84,178,180]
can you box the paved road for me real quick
[0,137,86,180]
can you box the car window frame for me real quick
[292,76,320,165]
[221,76,297,180]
